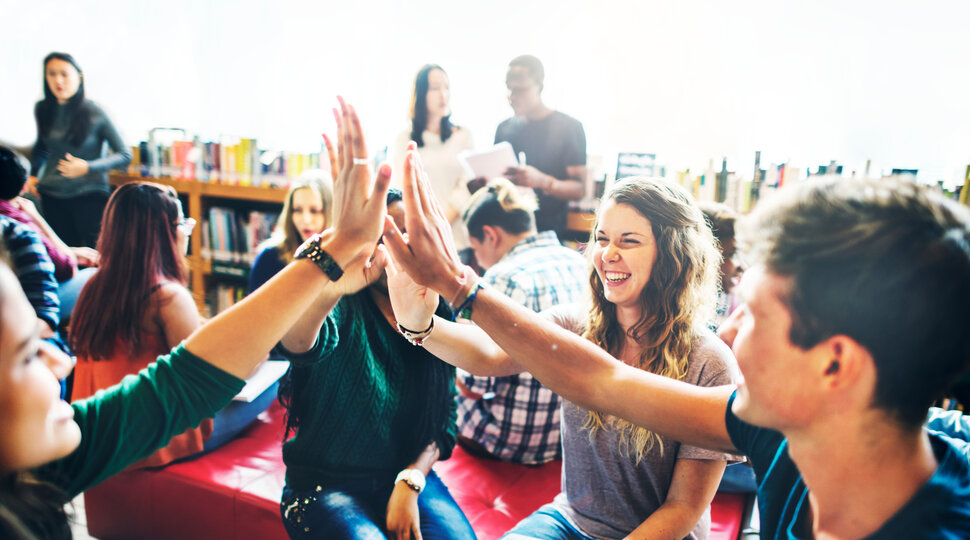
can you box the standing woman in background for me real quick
[392,64,475,256]
[29,52,131,248]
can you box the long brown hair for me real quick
[70,182,186,359]
[582,177,719,461]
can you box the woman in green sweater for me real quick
[0,99,393,539]
[276,180,475,540]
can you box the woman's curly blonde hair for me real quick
[581,177,719,462]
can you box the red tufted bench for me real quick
[85,402,746,539]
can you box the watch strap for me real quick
[295,233,344,281]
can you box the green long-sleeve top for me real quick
[35,345,245,498]
[281,291,458,491]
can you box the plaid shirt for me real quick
[458,231,588,464]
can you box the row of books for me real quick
[127,134,327,188]
[200,207,279,266]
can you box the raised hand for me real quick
[328,97,391,265]
[385,248,439,331]
[382,146,466,303]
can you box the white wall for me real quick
[3,0,969,184]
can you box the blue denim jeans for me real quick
[502,504,594,540]
[280,471,475,539]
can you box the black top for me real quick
[495,110,586,235]
[725,392,970,539]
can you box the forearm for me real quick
[408,441,439,476]
[87,120,132,173]
[422,316,523,376]
[625,501,706,540]
[279,289,341,353]
[540,176,585,201]
[469,287,737,452]
[186,240,359,379]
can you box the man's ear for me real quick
[817,334,873,391]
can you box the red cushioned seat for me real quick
[85,403,745,540]
[84,403,289,540]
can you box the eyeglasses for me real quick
[177,217,197,235]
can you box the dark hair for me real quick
[508,55,545,91]
[409,65,454,148]
[0,472,71,540]
[0,266,72,540]
[698,201,737,244]
[70,182,186,359]
[462,179,536,241]
[742,178,970,429]
[0,146,29,200]
[36,52,93,147]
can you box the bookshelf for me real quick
[109,173,287,314]
[110,172,597,314]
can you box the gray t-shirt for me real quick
[545,304,738,540]
[31,101,131,198]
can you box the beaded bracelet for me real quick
[396,319,434,347]
[451,281,484,321]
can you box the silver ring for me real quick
[352,158,368,166]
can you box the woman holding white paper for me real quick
[392,64,475,252]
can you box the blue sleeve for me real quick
[248,246,285,294]
[927,408,970,457]
[1,218,59,328]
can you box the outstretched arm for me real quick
[382,149,736,453]
[187,98,391,379]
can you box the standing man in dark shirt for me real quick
[495,55,587,237]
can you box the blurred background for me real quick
[2,0,969,185]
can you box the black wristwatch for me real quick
[294,233,344,281]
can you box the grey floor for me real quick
[69,494,97,540]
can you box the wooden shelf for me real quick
[109,173,287,313]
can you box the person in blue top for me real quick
[249,169,333,293]
[385,174,970,539]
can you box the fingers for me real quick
[382,214,412,262]
[336,97,352,171]
[413,524,423,540]
[401,152,424,231]
[347,103,368,164]
[322,133,338,181]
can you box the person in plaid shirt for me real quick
[456,179,588,464]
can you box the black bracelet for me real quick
[397,320,433,335]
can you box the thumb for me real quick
[382,215,411,262]
[65,153,74,160]
[369,244,389,273]
[412,521,423,540]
